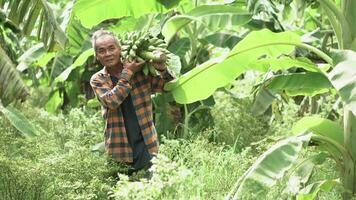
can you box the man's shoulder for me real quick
[90,68,107,83]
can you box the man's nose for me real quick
[104,50,112,56]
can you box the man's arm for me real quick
[90,69,133,109]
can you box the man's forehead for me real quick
[95,35,118,47]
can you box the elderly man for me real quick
[90,30,174,174]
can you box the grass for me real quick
[0,82,344,199]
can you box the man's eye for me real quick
[97,50,105,54]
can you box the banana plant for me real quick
[0,0,68,105]
[226,48,356,199]
[0,32,40,138]
[0,45,28,107]
[0,0,67,50]
[164,0,356,198]
[71,0,177,29]
[244,1,356,197]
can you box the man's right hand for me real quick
[123,60,145,73]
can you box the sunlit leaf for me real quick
[251,87,276,116]
[1,0,67,49]
[200,33,242,49]
[287,153,327,196]
[162,5,252,42]
[228,134,312,199]
[72,0,172,28]
[36,52,56,67]
[251,57,322,73]
[45,90,63,113]
[268,72,332,96]
[297,179,340,200]
[165,29,301,104]
[17,43,46,72]
[292,116,344,145]
[87,98,101,108]
[0,104,38,137]
[328,50,356,116]
[0,46,28,106]
[55,48,94,83]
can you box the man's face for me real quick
[95,35,121,68]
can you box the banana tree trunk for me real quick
[343,109,356,198]
[341,0,356,198]
[342,0,356,49]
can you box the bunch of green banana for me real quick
[118,31,172,75]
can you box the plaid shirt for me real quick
[90,67,174,163]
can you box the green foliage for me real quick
[16,43,46,72]
[2,0,356,199]
[0,0,67,49]
[110,136,256,199]
[0,46,28,106]
[162,5,252,42]
[327,50,356,116]
[210,90,270,151]
[228,134,312,199]
[72,0,173,28]
[0,85,345,200]
[54,48,94,83]
[297,179,340,200]
[165,29,302,104]
[0,105,114,199]
[0,157,51,200]
[0,102,256,200]
[267,72,332,96]
[0,104,38,137]
[292,116,344,145]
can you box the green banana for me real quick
[117,30,175,76]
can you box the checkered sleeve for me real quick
[90,69,133,109]
[150,68,175,93]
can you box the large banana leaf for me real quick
[0,46,28,106]
[286,153,328,197]
[165,29,302,104]
[292,116,344,146]
[16,43,46,72]
[267,72,332,96]
[0,104,38,137]
[251,72,332,116]
[227,134,312,199]
[250,57,323,73]
[65,15,91,55]
[45,89,63,113]
[72,0,173,29]
[48,52,73,83]
[168,37,191,59]
[251,87,276,116]
[327,50,356,116]
[200,33,242,49]
[342,0,356,50]
[0,0,66,49]
[297,179,340,200]
[54,48,94,83]
[319,0,352,49]
[162,5,252,42]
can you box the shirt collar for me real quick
[98,67,110,77]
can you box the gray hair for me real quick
[91,29,120,51]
